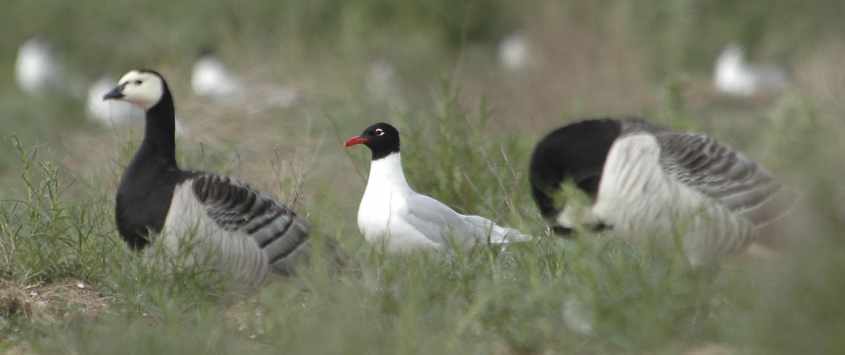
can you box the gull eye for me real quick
[133,80,143,85]
[374,128,384,136]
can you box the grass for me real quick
[2,89,844,354]
[2,1,845,354]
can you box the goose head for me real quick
[103,69,167,111]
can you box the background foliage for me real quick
[1,0,844,354]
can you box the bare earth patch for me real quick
[0,279,110,326]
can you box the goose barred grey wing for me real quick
[191,174,309,273]
[655,132,794,228]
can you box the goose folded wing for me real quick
[655,132,795,227]
[190,173,309,271]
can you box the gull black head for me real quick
[102,69,171,112]
[345,122,400,160]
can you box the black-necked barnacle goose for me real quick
[103,69,309,288]
[345,122,530,253]
[530,118,795,266]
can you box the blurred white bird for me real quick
[251,83,300,112]
[88,75,187,136]
[714,44,788,97]
[498,33,533,72]
[191,49,244,100]
[15,37,63,95]
[15,36,86,98]
[87,76,143,126]
[190,49,299,113]
[365,59,404,107]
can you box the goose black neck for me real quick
[140,88,177,167]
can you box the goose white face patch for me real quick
[116,70,164,110]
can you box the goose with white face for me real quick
[102,70,164,111]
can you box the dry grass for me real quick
[0,279,109,328]
[2,1,845,354]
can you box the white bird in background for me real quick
[103,69,310,288]
[714,44,788,97]
[498,32,533,72]
[345,122,531,253]
[191,48,244,100]
[87,75,187,136]
[15,37,64,96]
[191,48,299,113]
[87,76,143,126]
[365,59,405,108]
[530,118,795,266]
[15,36,86,98]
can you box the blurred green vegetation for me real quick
[2,0,844,78]
[2,0,845,354]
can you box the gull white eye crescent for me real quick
[375,128,384,136]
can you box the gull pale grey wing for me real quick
[402,194,465,246]
[404,194,526,245]
[655,132,794,228]
[191,174,309,273]
[460,214,531,243]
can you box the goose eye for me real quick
[374,128,384,136]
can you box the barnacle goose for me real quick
[530,118,794,265]
[104,69,309,288]
[345,122,530,253]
